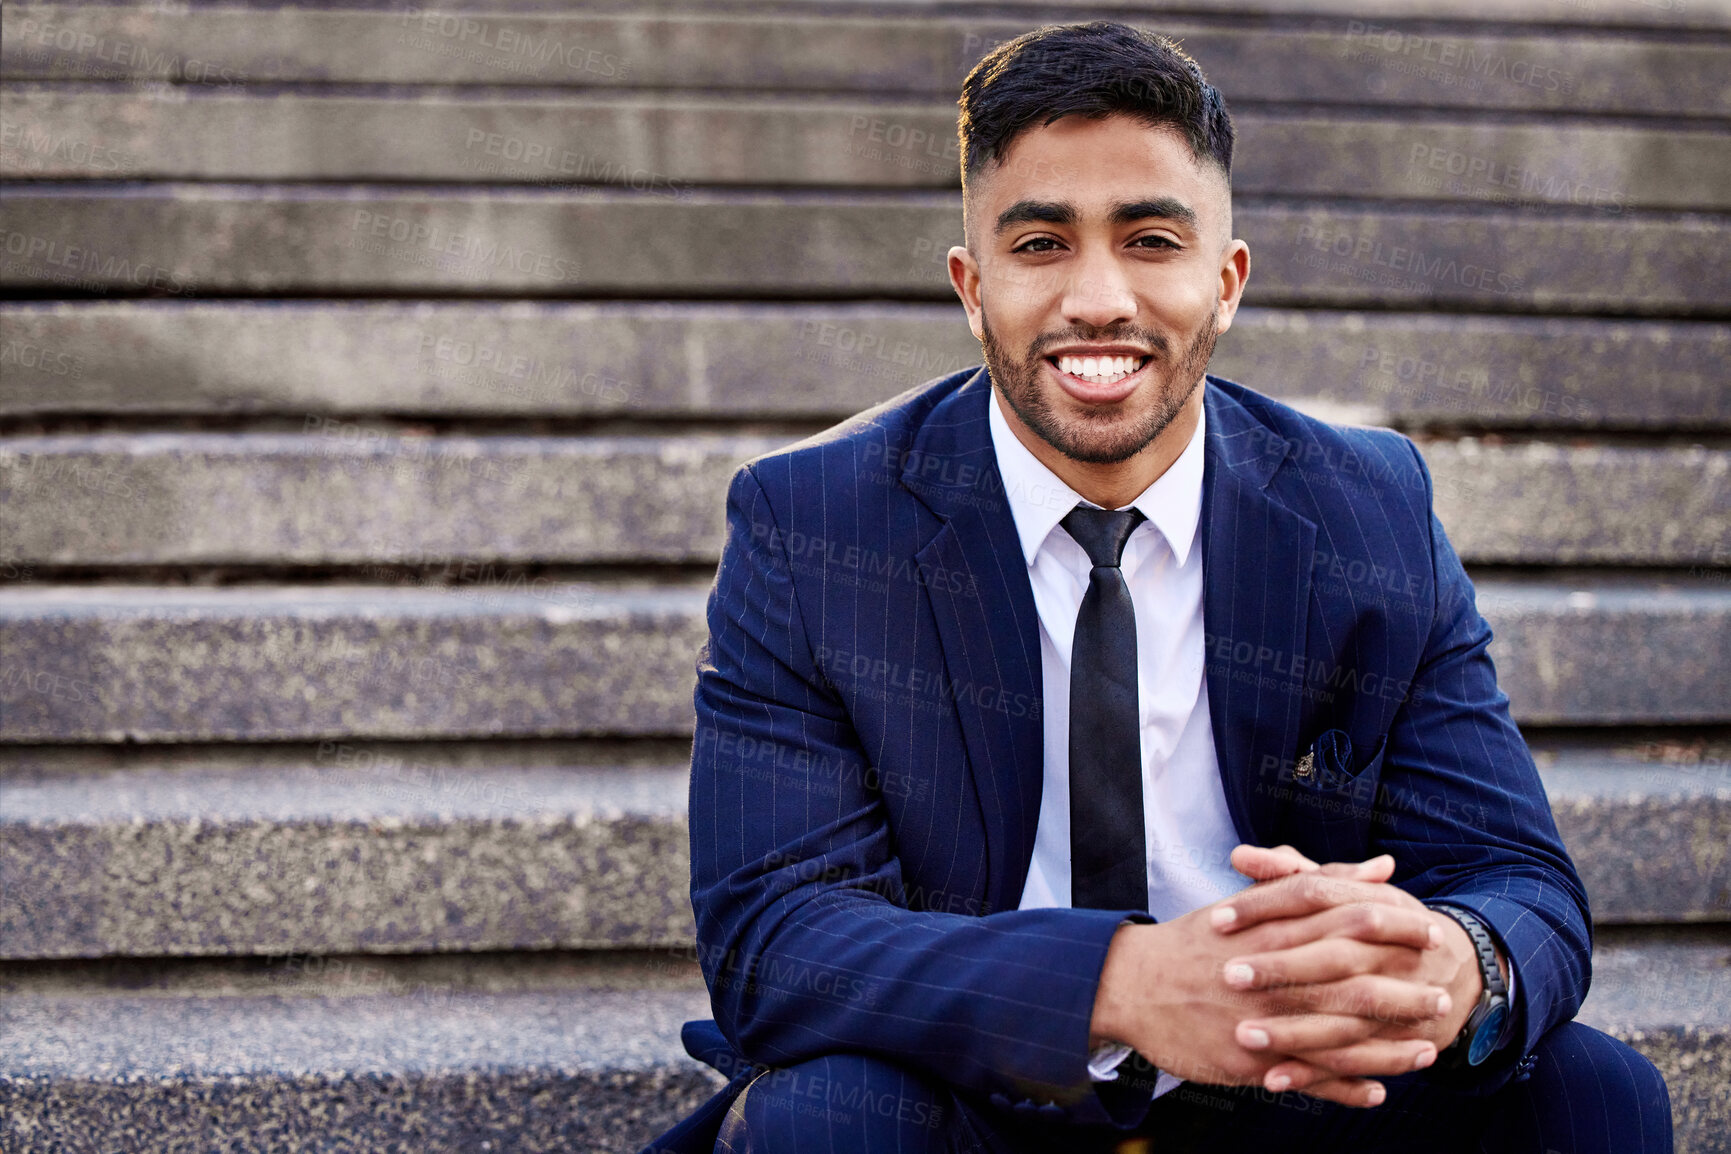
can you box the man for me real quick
[647,22,1670,1154]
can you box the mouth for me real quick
[1044,351,1152,404]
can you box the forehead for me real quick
[969,114,1227,229]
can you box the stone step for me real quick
[0,578,1725,742]
[1,186,1724,314]
[0,950,719,1154]
[2,433,1725,567]
[0,736,1722,960]
[4,303,1723,430]
[1,6,1724,106]
[0,934,1724,1152]
[6,88,1726,213]
[0,753,694,959]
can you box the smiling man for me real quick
[646,22,1670,1154]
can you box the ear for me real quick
[1214,237,1251,336]
[947,245,985,342]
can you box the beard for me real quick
[981,307,1219,465]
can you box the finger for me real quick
[1211,872,1417,934]
[1272,1037,1438,1081]
[1237,1013,1376,1055]
[1229,845,1396,886]
[1230,844,1319,881]
[1263,1067,1388,1109]
[1277,974,1453,1027]
[1223,937,1419,990]
[1234,900,1444,955]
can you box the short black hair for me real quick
[957,22,1234,190]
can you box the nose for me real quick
[1060,245,1137,330]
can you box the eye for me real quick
[1012,236,1063,253]
[1130,234,1180,250]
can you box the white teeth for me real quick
[1055,354,1144,385]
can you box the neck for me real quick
[997,382,1204,510]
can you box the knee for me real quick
[1507,1021,1673,1153]
[1532,1021,1670,1110]
[716,1053,954,1154]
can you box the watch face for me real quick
[1467,1002,1511,1066]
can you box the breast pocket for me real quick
[1275,729,1388,864]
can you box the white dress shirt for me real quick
[991,387,1248,1098]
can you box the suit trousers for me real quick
[712,1020,1671,1154]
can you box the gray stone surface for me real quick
[2,7,1725,100]
[1478,577,1731,725]
[8,88,1727,211]
[1538,758,1731,923]
[0,935,1723,1153]
[0,433,784,565]
[1418,440,1731,566]
[0,972,720,1154]
[3,432,1722,566]
[3,187,1725,314]
[1,580,1726,743]
[1,761,693,958]
[1577,931,1731,1154]
[0,584,710,743]
[4,303,1723,430]
[1,739,1724,960]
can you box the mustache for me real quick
[1027,325,1171,358]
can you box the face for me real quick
[949,115,1249,466]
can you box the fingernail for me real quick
[1212,906,1238,929]
[1240,1026,1270,1050]
[1366,1083,1386,1106]
[1223,962,1255,988]
[1435,992,1452,1018]
[1427,924,1443,948]
[1266,1073,1291,1093]
[1413,1048,1436,1071]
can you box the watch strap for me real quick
[1426,903,1509,1067]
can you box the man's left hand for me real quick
[1216,845,1487,1096]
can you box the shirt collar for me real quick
[987,384,1206,569]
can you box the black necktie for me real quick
[1062,504,1149,912]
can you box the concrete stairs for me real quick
[2,1,1727,1150]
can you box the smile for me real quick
[1050,354,1150,386]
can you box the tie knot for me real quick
[1061,505,1145,569]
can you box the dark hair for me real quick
[957,22,1234,188]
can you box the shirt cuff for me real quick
[1088,1041,1134,1081]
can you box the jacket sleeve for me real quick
[1378,437,1592,1093]
[688,462,1149,1120]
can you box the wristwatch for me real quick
[1426,904,1511,1069]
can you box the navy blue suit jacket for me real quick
[647,369,1589,1150]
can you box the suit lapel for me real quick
[1200,383,1317,845]
[904,370,1046,916]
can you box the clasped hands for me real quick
[1089,844,1487,1109]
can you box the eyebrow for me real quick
[994,200,1076,234]
[993,196,1200,236]
[1109,197,1198,230]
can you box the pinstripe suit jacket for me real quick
[650,367,1589,1149]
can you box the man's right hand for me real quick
[1088,853,1452,1108]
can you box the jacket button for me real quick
[988,1092,1011,1111]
